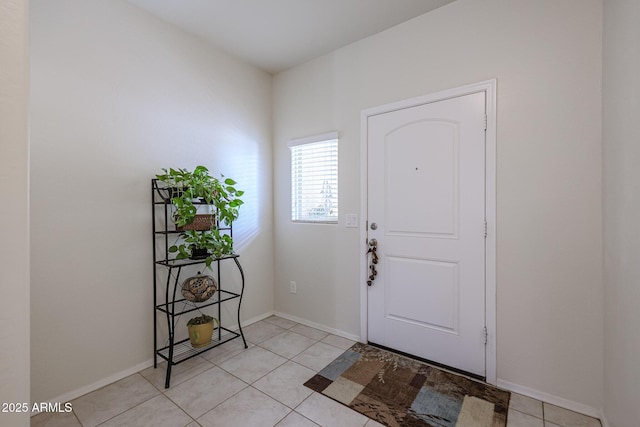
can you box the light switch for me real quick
[345,214,358,228]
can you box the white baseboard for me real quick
[32,358,154,417]
[238,311,275,329]
[272,311,360,341]
[599,411,611,427]
[497,379,602,421]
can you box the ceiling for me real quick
[126,0,456,74]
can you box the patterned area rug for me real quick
[304,343,509,427]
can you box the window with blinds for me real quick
[289,132,338,223]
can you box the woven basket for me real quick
[176,214,216,231]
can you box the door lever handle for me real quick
[367,239,378,286]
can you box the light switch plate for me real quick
[345,214,358,228]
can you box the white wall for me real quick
[602,1,640,426]
[273,0,603,410]
[0,1,30,425]
[30,0,273,403]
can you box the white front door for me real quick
[366,91,487,377]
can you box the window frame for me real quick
[288,131,339,224]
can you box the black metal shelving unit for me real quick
[151,179,247,388]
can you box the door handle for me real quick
[367,238,378,286]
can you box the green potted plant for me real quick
[169,229,233,268]
[155,166,244,228]
[186,314,220,348]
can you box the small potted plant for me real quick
[169,229,234,268]
[187,314,220,348]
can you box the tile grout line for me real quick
[151,374,202,427]
[72,409,84,427]
[254,333,324,360]
[165,340,285,420]
[216,328,328,416]
[294,392,369,427]
[93,373,162,426]
[192,382,251,424]
[248,386,293,424]
[206,334,304,419]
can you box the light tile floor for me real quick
[32,316,602,427]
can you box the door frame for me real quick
[359,79,497,384]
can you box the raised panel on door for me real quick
[385,256,460,333]
[385,120,459,238]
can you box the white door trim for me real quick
[359,79,497,384]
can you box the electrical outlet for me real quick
[290,281,297,294]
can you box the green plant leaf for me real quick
[194,165,209,174]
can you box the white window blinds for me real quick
[289,132,338,223]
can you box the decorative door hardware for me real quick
[367,238,378,286]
